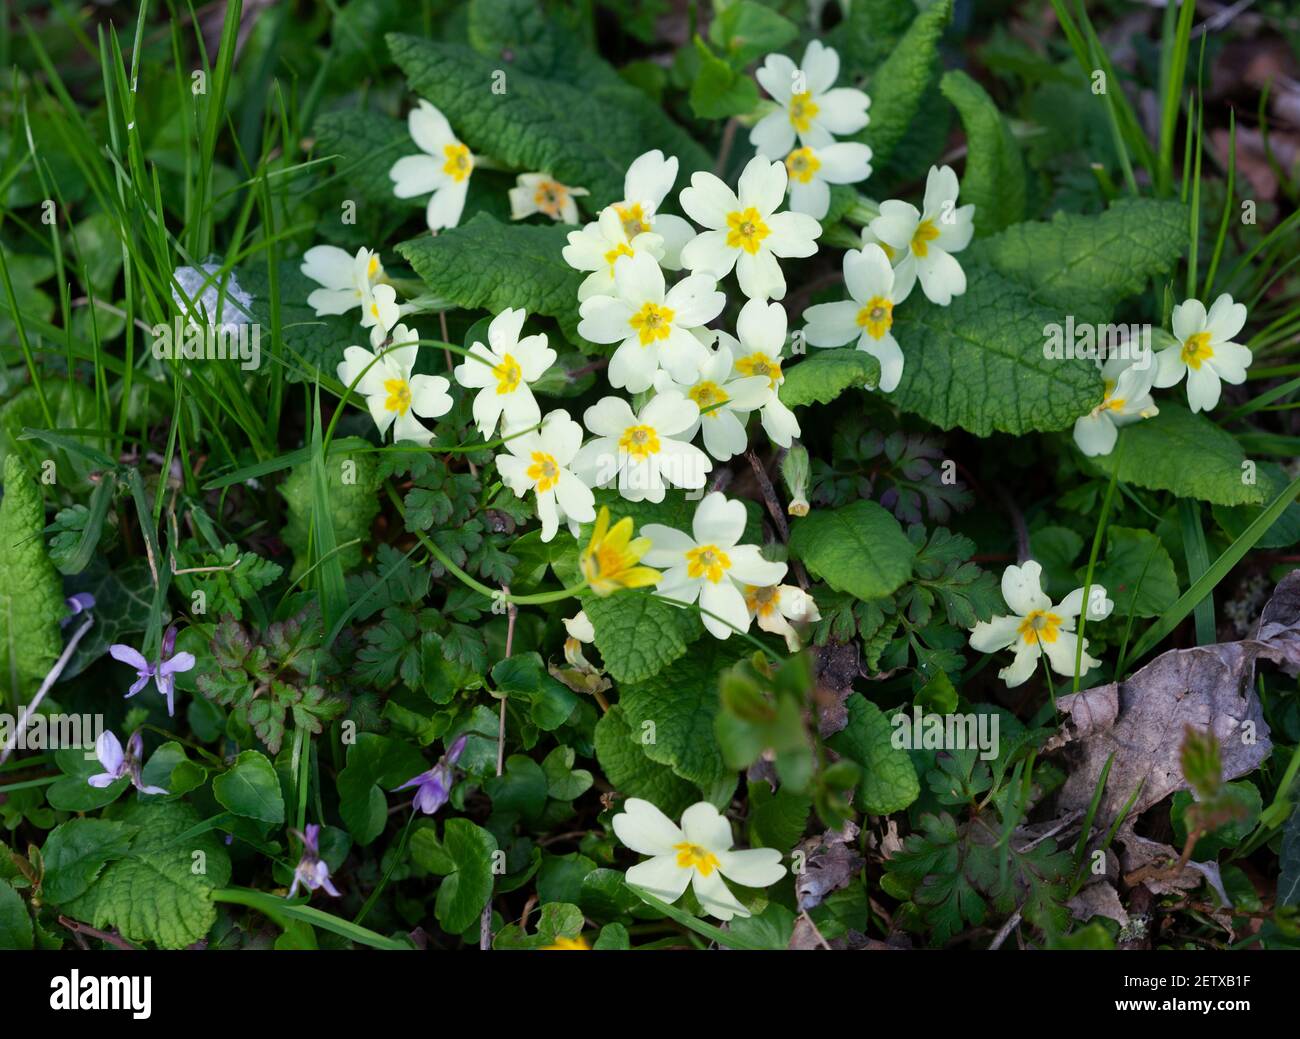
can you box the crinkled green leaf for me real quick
[828,695,919,814]
[939,70,1026,236]
[580,589,693,684]
[62,800,232,950]
[398,214,582,341]
[1088,403,1263,506]
[594,706,698,818]
[0,454,66,704]
[40,819,137,904]
[280,436,381,578]
[789,500,915,600]
[1213,461,1300,549]
[780,348,880,407]
[891,264,1103,436]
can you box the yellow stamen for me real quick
[689,380,729,416]
[673,841,721,876]
[1181,331,1213,370]
[494,354,522,395]
[442,142,473,183]
[367,254,380,278]
[604,242,634,270]
[579,507,661,597]
[618,424,661,460]
[726,207,771,255]
[383,378,412,416]
[911,219,940,258]
[785,147,821,185]
[1017,610,1062,645]
[533,180,568,218]
[878,241,897,261]
[686,543,732,583]
[788,92,819,133]
[526,451,561,493]
[745,584,779,618]
[614,202,650,239]
[629,302,675,346]
[855,296,894,340]
[735,351,782,389]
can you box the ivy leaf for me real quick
[939,70,1026,236]
[398,215,582,341]
[779,349,880,407]
[856,0,951,172]
[827,696,919,815]
[618,642,742,805]
[593,706,698,818]
[973,197,1187,323]
[789,500,916,601]
[62,800,232,950]
[1084,526,1179,618]
[213,751,285,825]
[40,819,137,904]
[1087,403,1263,506]
[387,33,709,206]
[891,264,1103,436]
[580,589,693,684]
[0,455,66,703]
[435,818,498,935]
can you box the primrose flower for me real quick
[744,583,821,652]
[453,308,556,438]
[610,149,697,269]
[109,625,194,717]
[751,40,871,157]
[679,156,822,302]
[719,298,801,448]
[968,561,1115,688]
[643,492,788,639]
[613,798,786,921]
[288,824,340,899]
[390,99,475,232]
[783,142,873,220]
[869,165,974,306]
[301,245,387,320]
[495,409,596,542]
[1072,355,1160,457]
[563,611,598,671]
[87,730,168,796]
[509,172,588,224]
[802,244,916,392]
[577,251,724,393]
[394,734,468,816]
[652,340,771,462]
[579,507,662,597]
[562,206,667,302]
[572,392,712,503]
[337,331,453,447]
[1153,294,1252,413]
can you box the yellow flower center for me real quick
[533,180,568,218]
[1017,610,1062,645]
[735,351,782,389]
[369,301,382,321]
[788,91,819,132]
[618,424,661,460]
[383,378,412,415]
[745,584,779,618]
[630,302,675,345]
[911,219,941,257]
[494,354,522,394]
[1094,378,1126,415]
[855,296,894,340]
[686,543,732,583]
[442,142,473,182]
[689,380,729,416]
[526,452,561,493]
[673,841,721,876]
[878,241,897,261]
[785,147,821,184]
[604,242,634,270]
[366,254,380,279]
[1181,331,1213,370]
[541,936,590,951]
[614,202,650,239]
[726,207,771,255]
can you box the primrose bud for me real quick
[782,443,811,517]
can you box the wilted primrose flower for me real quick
[579,507,661,597]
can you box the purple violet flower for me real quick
[61,593,96,627]
[394,734,468,815]
[87,730,169,796]
[288,824,340,899]
[108,624,195,717]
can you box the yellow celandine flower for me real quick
[541,935,591,950]
[580,507,661,597]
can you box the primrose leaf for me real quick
[1084,526,1179,618]
[40,819,137,905]
[280,436,381,578]
[939,70,1026,235]
[789,500,916,601]
[827,696,919,815]
[780,349,881,407]
[579,589,694,684]
[594,706,698,818]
